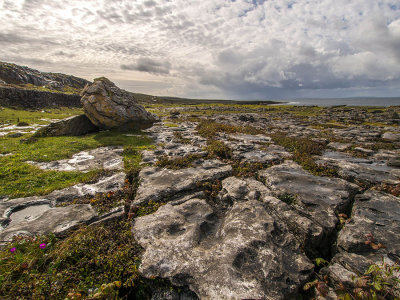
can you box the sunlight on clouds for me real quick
[0,0,399,98]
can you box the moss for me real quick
[196,120,263,139]
[277,193,297,205]
[270,132,339,177]
[155,154,203,169]
[206,140,232,159]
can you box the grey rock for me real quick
[316,151,400,186]
[81,78,158,129]
[133,159,232,206]
[133,199,314,300]
[0,172,125,242]
[7,132,23,138]
[0,204,96,242]
[337,190,400,258]
[217,177,325,256]
[383,131,400,142]
[34,115,98,137]
[327,142,353,151]
[259,161,359,236]
[27,146,124,172]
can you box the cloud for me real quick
[121,57,171,75]
[0,0,399,99]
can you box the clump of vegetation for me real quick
[277,193,297,205]
[0,220,144,299]
[306,257,400,299]
[173,131,192,144]
[270,132,338,177]
[196,120,264,139]
[206,140,232,160]
[155,154,203,169]
[376,183,400,197]
[197,180,222,200]
[0,126,152,198]
[59,188,127,215]
[130,200,166,218]
[232,161,269,177]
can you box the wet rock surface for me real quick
[0,172,126,243]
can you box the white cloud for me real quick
[0,0,399,99]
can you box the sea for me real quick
[272,98,400,107]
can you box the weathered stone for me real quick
[7,132,23,138]
[34,115,98,137]
[0,172,125,242]
[327,142,353,151]
[0,204,96,242]
[383,131,400,142]
[316,151,400,186]
[81,78,158,129]
[133,199,314,300]
[217,177,325,257]
[27,146,124,172]
[133,159,232,206]
[337,190,400,258]
[259,161,359,241]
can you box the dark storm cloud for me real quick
[121,57,171,75]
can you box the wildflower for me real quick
[39,243,46,249]
[10,247,16,253]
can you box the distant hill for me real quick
[0,61,90,95]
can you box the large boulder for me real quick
[81,77,158,129]
[34,115,98,137]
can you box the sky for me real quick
[1,0,400,100]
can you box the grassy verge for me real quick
[0,107,83,126]
[0,130,152,198]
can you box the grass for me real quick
[0,107,83,126]
[0,130,152,198]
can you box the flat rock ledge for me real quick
[133,159,232,206]
[133,198,314,300]
[27,146,124,172]
[0,172,126,243]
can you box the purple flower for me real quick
[39,243,46,249]
[10,247,16,253]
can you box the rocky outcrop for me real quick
[81,78,158,129]
[133,198,314,300]
[0,61,89,90]
[34,115,98,137]
[133,159,232,206]
[0,85,81,108]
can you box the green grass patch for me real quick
[206,140,232,160]
[0,107,83,126]
[0,130,153,198]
